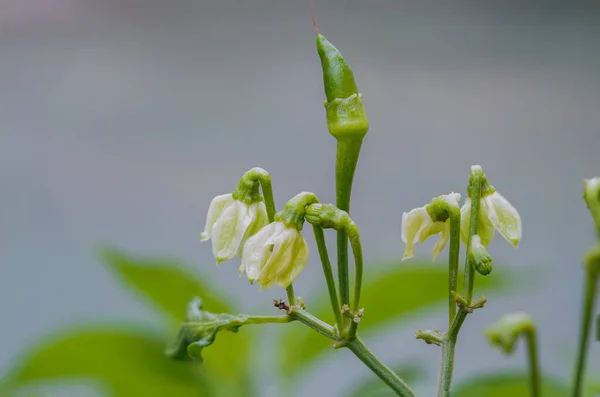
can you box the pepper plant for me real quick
[1,7,599,397]
[167,10,600,397]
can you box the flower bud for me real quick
[201,193,268,264]
[316,34,368,140]
[305,203,349,230]
[468,235,493,275]
[239,221,309,289]
[485,312,535,354]
[583,177,600,233]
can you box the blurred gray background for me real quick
[1,0,599,396]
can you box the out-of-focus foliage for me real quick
[0,248,253,397]
[0,248,592,397]
[348,362,425,397]
[0,328,208,397]
[452,373,569,397]
[280,262,515,375]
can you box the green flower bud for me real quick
[468,235,493,275]
[316,34,368,140]
[485,312,535,354]
[583,177,600,233]
[305,203,350,230]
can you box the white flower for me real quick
[401,193,461,261]
[200,193,269,264]
[460,191,521,248]
[239,221,309,289]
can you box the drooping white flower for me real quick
[201,193,269,264]
[239,221,309,289]
[401,193,461,261]
[460,191,521,248]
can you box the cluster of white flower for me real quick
[201,193,308,290]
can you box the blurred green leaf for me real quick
[453,373,569,397]
[0,327,209,397]
[348,362,425,397]
[99,247,255,396]
[281,261,513,374]
[100,247,233,322]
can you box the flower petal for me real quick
[460,198,471,246]
[486,192,522,247]
[274,234,309,289]
[257,226,298,289]
[200,194,234,241]
[212,201,252,264]
[431,220,450,261]
[401,206,430,260]
[477,198,496,247]
[240,222,279,282]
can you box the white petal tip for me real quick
[199,233,210,242]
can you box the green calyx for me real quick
[426,195,460,223]
[467,165,496,199]
[278,192,320,231]
[316,34,369,140]
[232,167,272,205]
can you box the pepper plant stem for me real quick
[571,266,598,397]
[438,167,484,397]
[313,225,342,327]
[447,211,461,325]
[526,329,541,397]
[335,138,362,311]
[346,337,416,397]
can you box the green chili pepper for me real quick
[313,16,370,318]
[316,34,369,140]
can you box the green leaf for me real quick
[100,247,233,322]
[167,297,249,361]
[281,261,513,374]
[0,327,209,397]
[348,362,425,397]
[453,372,569,397]
[99,247,254,395]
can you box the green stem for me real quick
[289,308,414,397]
[313,225,342,328]
[346,337,416,397]
[347,221,364,339]
[336,138,363,309]
[438,309,467,397]
[289,308,340,340]
[245,315,292,325]
[347,221,363,313]
[286,284,296,306]
[251,167,298,307]
[525,329,541,397]
[447,211,461,326]
[438,166,484,397]
[463,169,483,305]
[571,266,598,397]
